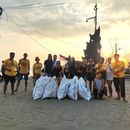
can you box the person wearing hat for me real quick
[3,52,18,95]
[33,57,43,85]
[15,53,30,92]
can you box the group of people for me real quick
[0,52,60,95]
[1,52,30,95]
[0,52,128,102]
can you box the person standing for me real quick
[95,57,106,81]
[68,57,76,78]
[52,61,62,86]
[3,52,18,95]
[44,54,53,77]
[106,57,113,97]
[87,59,96,92]
[0,60,5,82]
[53,55,57,68]
[80,58,88,82]
[33,57,43,85]
[15,53,30,92]
[111,54,127,102]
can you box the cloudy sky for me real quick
[0,0,130,66]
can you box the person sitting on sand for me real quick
[93,72,107,99]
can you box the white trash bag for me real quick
[78,77,91,101]
[43,76,58,99]
[68,76,79,100]
[57,75,70,100]
[32,76,50,100]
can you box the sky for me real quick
[0,0,130,68]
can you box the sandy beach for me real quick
[0,78,130,128]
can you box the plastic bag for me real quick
[78,77,91,101]
[32,76,50,100]
[57,75,71,100]
[68,76,79,100]
[43,76,58,99]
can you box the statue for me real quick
[84,4,101,63]
[84,26,101,63]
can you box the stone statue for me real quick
[84,26,101,63]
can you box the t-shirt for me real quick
[111,61,125,77]
[33,63,42,75]
[4,59,18,76]
[18,58,30,74]
[44,60,53,74]
[95,63,106,73]
[52,66,62,77]
[80,64,87,75]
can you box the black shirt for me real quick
[52,66,62,77]
[44,60,53,74]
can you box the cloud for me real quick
[2,0,91,38]
[1,0,130,60]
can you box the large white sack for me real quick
[78,77,91,101]
[68,76,79,100]
[33,76,50,100]
[43,76,58,99]
[57,75,71,100]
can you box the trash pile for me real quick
[33,75,91,101]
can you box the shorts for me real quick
[4,75,16,84]
[17,73,29,80]
[33,74,41,83]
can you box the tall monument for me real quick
[84,4,101,63]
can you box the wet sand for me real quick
[0,78,130,128]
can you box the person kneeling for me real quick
[93,72,107,99]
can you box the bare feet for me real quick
[108,95,112,98]
[14,89,18,92]
[114,97,120,100]
[123,99,128,103]
[11,93,15,95]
